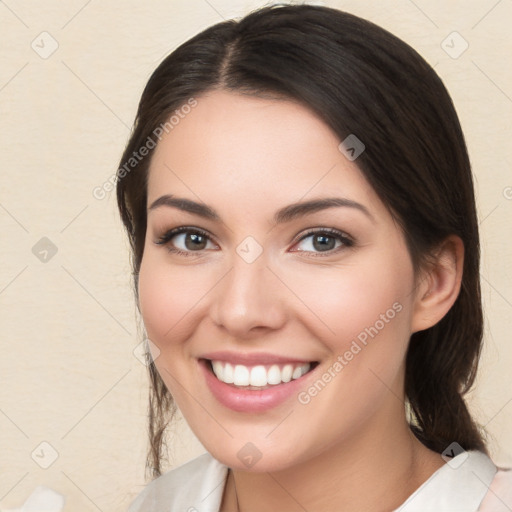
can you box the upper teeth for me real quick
[211,360,311,387]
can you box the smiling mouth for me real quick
[202,358,320,390]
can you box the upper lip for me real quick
[199,351,316,366]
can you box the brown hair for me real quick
[116,4,487,479]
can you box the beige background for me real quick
[0,0,511,510]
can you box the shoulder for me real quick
[126,452,229,512]
[479,465,512,511]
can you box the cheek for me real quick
[286,261,414,447]
[282,256,414,352]
[137,251,204,348]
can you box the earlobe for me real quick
[411,235,464,333]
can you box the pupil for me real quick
[186,233,206,250]
[313,234,334,251]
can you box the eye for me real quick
[291,228,354,255]
[154,226,354,257]
[154,227,217,255]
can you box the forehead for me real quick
[147,90,380,216]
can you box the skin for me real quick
[138,90,464,511]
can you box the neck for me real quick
[223,414,443,512]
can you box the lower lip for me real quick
[199,359,317,413]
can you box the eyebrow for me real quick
[148,194,374,224]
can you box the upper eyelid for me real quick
[294,227,353,241]
[155,226,217,245]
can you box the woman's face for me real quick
[138,90,424,472]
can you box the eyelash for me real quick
[154,226,355,258]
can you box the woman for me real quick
[116,4,511,511]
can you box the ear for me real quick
[411,235,464,333]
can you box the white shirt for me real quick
[126,450,512,511]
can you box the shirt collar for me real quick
[394,450,497,511]
[185,449,497,511]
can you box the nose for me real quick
[209,252,288,338]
